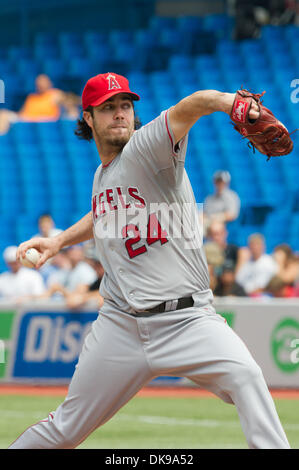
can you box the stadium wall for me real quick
[0,299,299,387]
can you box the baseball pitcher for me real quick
[10,73,292,449]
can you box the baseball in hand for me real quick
[20,248,41,268]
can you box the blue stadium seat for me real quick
[194,54,218,73]
[177,16,203,33]
[113,43,137,64]
[247,68,273,87]
[61,43,86,60]
[282,166,299,192]
[16,58,41,77]
[35,32,57,47]
[222,67,248,85]
[7,46,32,62]
[0,216,16,244]
[85,43,111,64]
[43,58,67,79]
[197,71,224,90]
[284,25,299,47]
[15,143,40,160]
[0,143,16,161]
[268,53,294,70]
[84,31,107,47]
[244,54,269,70]
[15,215,39,243]
[34,43,59,60]
[239,39,264,55]
[41,144,67,162]
[35,122,63,143]
[0,59,15,74]
[261,25,285,41]
[168,56,195,79]
[49,189,75,214]
[216,39,239,56]
[0,194,22,215]
[134,29,158,50]
[46,211,70,231]
[203,14,234,37]
[149,16,177,31]
[10,122,38,145]
[23,195,49,215]
[136,106,157,125]
[158,28,184,51]
[264,210,290,232]
[274,68,296,87]
[58,32,82,47]
[68,58,99,78]
[1,75,23,109]
[288,214,299,245]
[22,74,40,94]
[45,162,72,187]
[109,30,134,48]
[217,54,244,69]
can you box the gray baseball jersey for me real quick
[91,109,212,313]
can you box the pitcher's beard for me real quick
[94,126,132,153]
[106,136,129,150]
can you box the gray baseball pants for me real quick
[9,305,290,449]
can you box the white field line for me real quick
[117,413,299,432]
[1,409,298,432]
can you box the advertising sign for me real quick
[1,300,299,387]
[11,311,98,380]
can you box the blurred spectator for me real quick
[214,260,247,297]
[204,241,225,276]
[231,0,296,40]
[203,170,240,234]
[65,251,105,310]
[60,92,81,120]
[235,233,278,295]
[205,220,241,270]
[46,250,72,289]
[0,246,46,300]
[263,275,296,298]
[33,213,63,239]
[233,0,260,39]
[32,214,64,285]
[273,243,299,286]
[63,244,98,291]
[36,243,104,309]
[0,74,80,134]
[207,264,218,292]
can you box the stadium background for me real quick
[0,0,298,261]
[0,0,299,449]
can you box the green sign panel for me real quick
[271,318,299,373]
[0,310,16,379]
[218,311,235,328]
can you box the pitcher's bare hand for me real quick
[17,237,62,269]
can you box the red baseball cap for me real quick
[82,72,140,110]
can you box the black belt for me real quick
[146,296,194,314]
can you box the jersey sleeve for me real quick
[128,109,188,181]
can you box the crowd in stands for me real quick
[204,214,299,299]
[0,215,104,309]
[201,169,299,299]
[0,199,299,308]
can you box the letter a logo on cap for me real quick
[107,74,121,91]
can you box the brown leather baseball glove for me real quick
[230,89,295,161]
